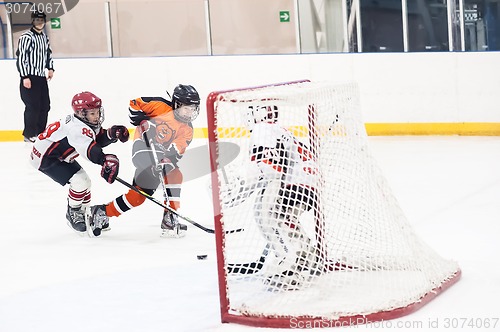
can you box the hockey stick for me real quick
[141,127,173,212]
[140,124,243,234]
[115,176,243,235]
[227,243,271,274]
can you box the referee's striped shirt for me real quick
[16,27,54,79]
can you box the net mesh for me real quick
[209,81,459,321]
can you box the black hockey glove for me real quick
[101,154,119,183]
[107,125,130,143]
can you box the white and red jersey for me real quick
[248,122,318,187]
[30,114,112,170]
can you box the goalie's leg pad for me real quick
[265,270,307,291]
[280,184,317,212]
[254,181,318,277]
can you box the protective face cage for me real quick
[76,107,105,132]
[174,104,200,123]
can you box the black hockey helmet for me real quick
[171,84,200,123]
[31,10,46,22]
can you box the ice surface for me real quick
[1,136,499,331]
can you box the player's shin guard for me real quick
[106,187,148,217]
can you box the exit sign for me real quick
[50,18,61,29]
[279,11,290,22]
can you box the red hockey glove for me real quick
[101,154,119,183]
[107,125,129,143]
[136,120,156,138]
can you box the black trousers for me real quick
[20,75,50,138]
[40,159,82,186]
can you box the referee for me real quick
[16,10,54,143]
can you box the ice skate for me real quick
[66,204,86,235]
[88,205,109,237]
[161,210,187,238]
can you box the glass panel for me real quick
[298,0,323,53]
[407,0,450,51]
[360,0,404,52]
[463,0,500,51]
[4,0,500,57]
[114,1,207,57]
[209,0,297,55]
[47,2,109,57]
[451,0,463,51]
[297,0,347,53]
[347,0,360,52]
[0,8,6,58]
[323,0,346,52]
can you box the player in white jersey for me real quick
[223,105,319,287]
[29,91,129,237]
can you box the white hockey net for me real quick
[207,81,460,328]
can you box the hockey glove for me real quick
[107,125,130,143]
[101,154,119,183]
[136,119,156,138]
[152,157,175,177]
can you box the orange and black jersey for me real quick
[130,97,193,161]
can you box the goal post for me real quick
[206,80,461,328]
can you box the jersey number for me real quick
[38,121,61,140]
[82,128,93,138]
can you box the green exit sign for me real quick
[50,18,61,29]
[279,11,290,22]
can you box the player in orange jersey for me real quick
[98,84,200,238]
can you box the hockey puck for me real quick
[197,254,208,260]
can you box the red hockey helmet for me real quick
[71,91,104,131]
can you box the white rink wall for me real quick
[1,52,500,131]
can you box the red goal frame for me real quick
[205,80,461,329]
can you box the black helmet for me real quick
[171,84,200,123]
[172,84,200,108]
[31,10,46,21]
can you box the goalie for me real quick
[223,105,320,288]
